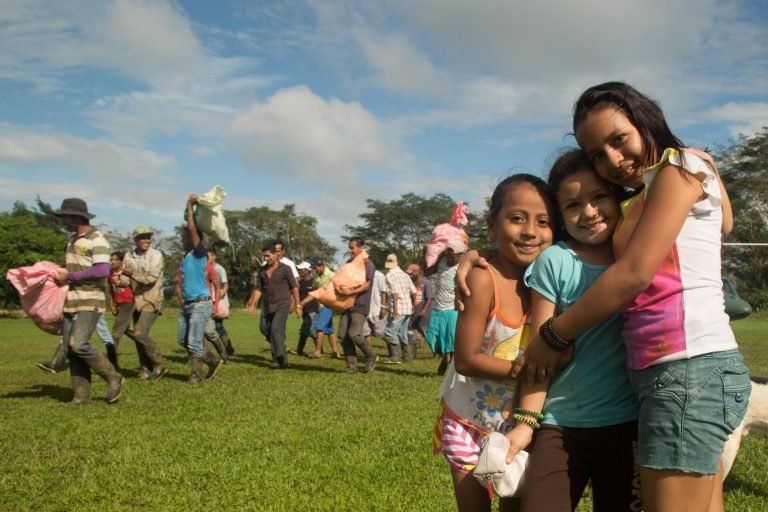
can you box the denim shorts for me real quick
[629,349,751,474]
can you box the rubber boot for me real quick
[221,334,235,356]
[382,344,402,365]
[203,344,223,380]
[207,333,229,364]
[345,355,358,374]
[189,357,204,385]
[146,344,168,381]
[69,375,91,405]
[402,343,414,363]
[407,329,420,360]
[355,338,378,373]
[38,343,68,374]
[106,344,120,372]
[90,354,123,404]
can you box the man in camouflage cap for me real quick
[122,226,168,380]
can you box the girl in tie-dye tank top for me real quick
[519,82,751,512]
[433,174,556,512]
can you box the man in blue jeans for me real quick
[247,243,300,369]
[176,194,223,385]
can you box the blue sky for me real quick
[1,0,767,258]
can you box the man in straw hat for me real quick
[52,198,123,404]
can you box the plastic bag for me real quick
[473,432,529,498]
[308,251,369,313]
[213,298,229,320]
[424,201,469,268]
[5,261,67,335]
[183,185,231,244]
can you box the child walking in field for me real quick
[503,150,641,511]
[520,82,750,512]
[433,174,555,512]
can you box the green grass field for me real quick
[1,312,766,511]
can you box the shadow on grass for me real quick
[1,383,71,402]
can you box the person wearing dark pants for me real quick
[122,226,167,381]
[51,197,122,404]
[334,237,378,374]
[291,261,318,356]
[247,243,300,369]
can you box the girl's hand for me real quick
[521,333,562,384]
[505,425,534,464]
[454,250,489,311]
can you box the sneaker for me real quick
[362,355,379,373]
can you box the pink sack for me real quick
[5,261,67,335]
[213,299,229,320]
[309,251,369,313]
[424,201,470,268]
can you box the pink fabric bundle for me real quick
[5,261,67,335]
[309,250,369,313]
[424,201,469,268]
[213,299,229,319]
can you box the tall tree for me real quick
[217,205,335,303]
[344,193,489,267]
[716,127,768,308]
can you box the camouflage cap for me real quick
[132,226,154,238]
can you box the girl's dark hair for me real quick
[547,149,595,199]
[487,173,557,233]
[572,82,685,169]
[110,251,125,260]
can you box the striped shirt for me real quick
[64,227,110,313]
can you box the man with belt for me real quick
[177,194,223,385]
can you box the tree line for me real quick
[2,128,767,310]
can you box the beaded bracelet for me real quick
[512,413,540,430]
[539,316,572,351]
[514,407,544,421]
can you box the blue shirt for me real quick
[180,242,209,301]
[524,242,638,427]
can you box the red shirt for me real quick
[110,270,134,304]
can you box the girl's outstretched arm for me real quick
[454,268,517,380]
[521,164,704,380]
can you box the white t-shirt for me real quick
[433,257,458,311]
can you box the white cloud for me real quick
[356,31,448,96]
[704,102,768,137]
[228,85,405,181]
[0,124,176,179]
